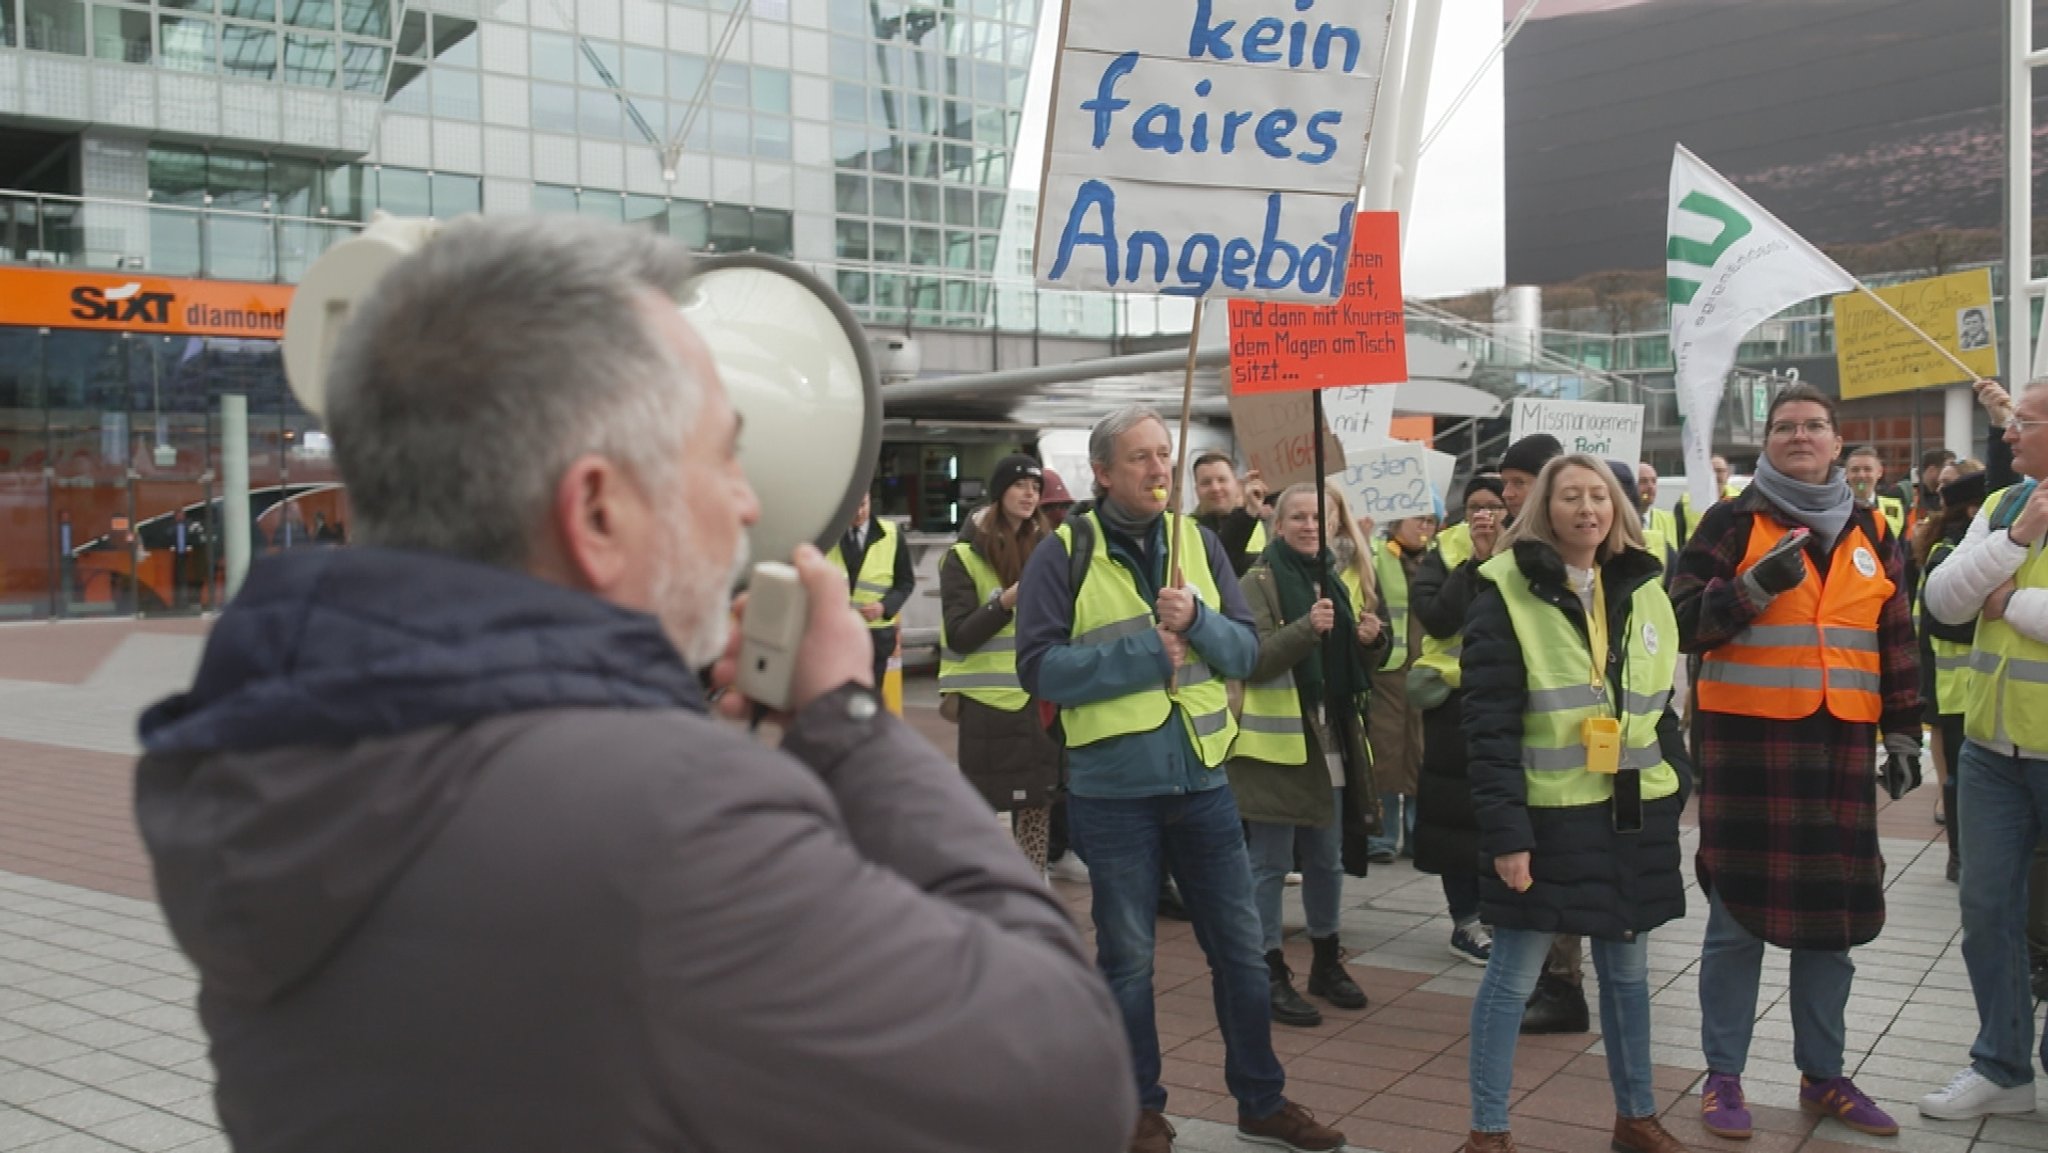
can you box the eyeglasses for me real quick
[1767,419,1833,439]
[2005,416,2048,434]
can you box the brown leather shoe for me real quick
[1238,1100,1345,1151]
[1129,1108,1175,1153]
[1461,1131,1518,1153]
[1612,1114,1689,1153]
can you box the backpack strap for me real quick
[1067,511,1096,593]
[1992,480,2039,533]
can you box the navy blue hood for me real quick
[141,547,706,755]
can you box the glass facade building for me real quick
[0,0,1040,618]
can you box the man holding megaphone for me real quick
[131,216,1136,1153]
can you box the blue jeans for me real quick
[1368,791,1415,856]
[1470,926,1654,1131]
[1068,786,1287,1117]
[1957,740,2048,1088]
[1698,889,1853,1079]
[1245,788,1344,953]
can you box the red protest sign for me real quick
[1226,212,1406,395]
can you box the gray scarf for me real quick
[1751,456,1854,548]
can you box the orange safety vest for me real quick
[1696,514,1893,723]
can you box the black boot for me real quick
[1519,975,1590,1034]
[1266,949,1322,1027]
[1157,877,1191,922]
[1306,935,1368,1010]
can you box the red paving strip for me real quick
[0,617,210,685]
[0,736,154,900]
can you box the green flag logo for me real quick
[1666,192,1754,306]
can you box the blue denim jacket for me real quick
[1016,511,1258,799]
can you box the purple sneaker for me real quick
[1701,1071,1752,1139]
[1800,1075,1899,1136]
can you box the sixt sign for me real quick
[69,283,176,325]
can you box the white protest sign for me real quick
[1036,0,1396,302]
[1322,385,1396,456]
[1422,448,1457,515]
[1508,398,1645,465]
[1327,443,1434,523]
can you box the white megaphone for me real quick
[281,215,882,574]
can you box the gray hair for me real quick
[1087,405,1169,498]
[323,215,700,567]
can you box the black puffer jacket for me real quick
[1461,539,1693,940]
[1409,543,1481,878]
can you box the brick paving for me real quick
[0,619,2042,1153]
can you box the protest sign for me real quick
[1226,212,1407,391]
[1228,390,1346,491]
[1421,448,1456,514]
[1508,398,1644,464]
[1322,384,1397,455]
[1036,0,1396,302]
[1834,268,1999,398]
[1327,443,1435,523]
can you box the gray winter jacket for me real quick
[134,547,1135,1153]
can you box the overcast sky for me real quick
[1012,0,1508,298]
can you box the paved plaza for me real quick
[0,618,2043,1152]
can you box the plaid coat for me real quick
[1670,487,1921,951]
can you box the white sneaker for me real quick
[1047,854,1090,884]
[1918,1067,2036,1120]
[1284,872,1303,886]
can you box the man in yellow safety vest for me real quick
[826,490,916,688]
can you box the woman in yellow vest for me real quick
[1458,454,1693,1153]
[1227,483,1386,1029]
[1914,459,1986,883]
[1366,513,1436,863]
[938,455,1062,870]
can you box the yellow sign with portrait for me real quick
[1834,268,1999,398]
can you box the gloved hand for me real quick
[1741,528,1810,602]
[1881,733,1923,801]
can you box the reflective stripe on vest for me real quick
[1965,486,2048,747]
[1696,514,1891,723]
[1413,522,1473,690]
[1917,540,1977,716]
[1233,674,1308,765]
[1478,551,1680,808]
[1056,510,1239,766]
[937,543,1029,710]
[825,517,904,630]
[1372,539,1410,669]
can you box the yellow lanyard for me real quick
[1584,569,1610,698]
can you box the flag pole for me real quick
[1163,297,1206,695]
[1167,297,1206,590]
[1852,282,1985,383]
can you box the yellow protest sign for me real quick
[1834,268,1999,398]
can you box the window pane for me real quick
[394,6,423,55]
[577,190,622,221]
[711,61,747,106]
[283,33,335,86]
[711,109,747,155]
[531,185,577,215]
[576,38,619,87]
[531,82,576,134]
[271,156,319,215]
[580,90,621,138]
[325,164,369,220]
[755,116,790,160]
[281,0,332,30]
[751,66,790,114]
[834,173,867,214]
[220,24,277,80]
[530,30,573,82]
[377,167,430,216]
[149,145,207,203]
[384,60,426,110]
[221,0,273,19]
[667,52,705,102]
[753,209,791,256]
[431,68,478,119]
[158,16,214,72]
[91,5,151,64]
[623,45,662,95]
[208,150,266,209]
[1,0,14,46]
[158,0,211,10]
[430,173,480,217]
[339,0,386,37]
[27,0,89,56]
[835,220,868,260]
[431,17,477,67]
[707,205,751,253]
[340,40,385,92]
